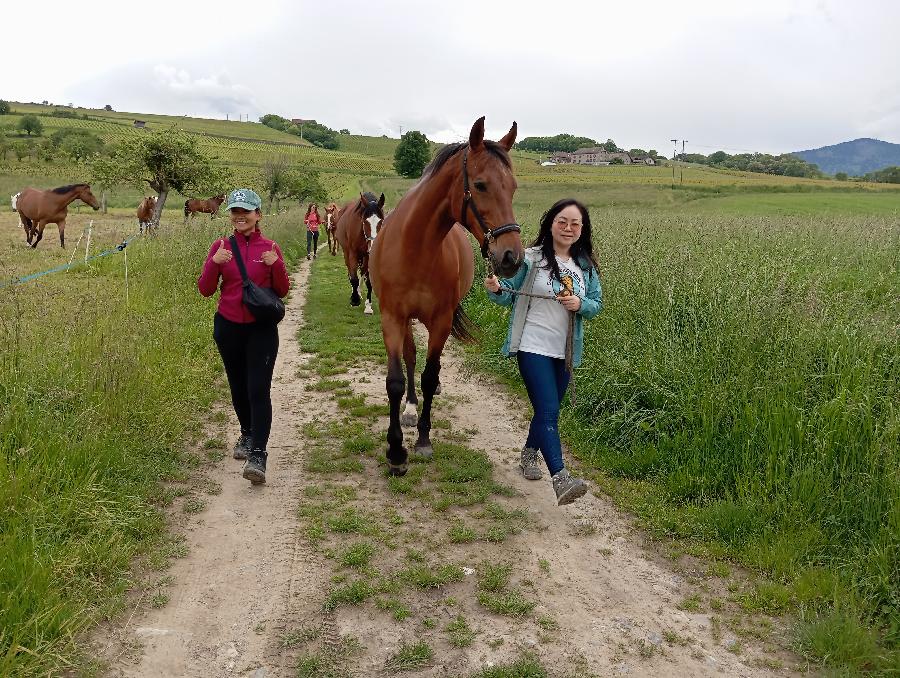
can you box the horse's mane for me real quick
[423,141,511,178]
[52,183,89,194]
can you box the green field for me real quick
[1,104,899,675]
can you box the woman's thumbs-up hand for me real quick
[261,241,279,266]
[212,239,232,265]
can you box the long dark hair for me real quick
[531,198,599,282]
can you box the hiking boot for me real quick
[243,450,267,485]
[552,468,588,506]
[233,434,252,460]
[519,446,543,480]
[306,253,311,260]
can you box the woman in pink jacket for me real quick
[304,203,321,260]
[198,188,290,485]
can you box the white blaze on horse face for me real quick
[11,193,19,211]
[366,213,381,239]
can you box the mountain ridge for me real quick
[792,137,900,176]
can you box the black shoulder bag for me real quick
[229,235,286,324]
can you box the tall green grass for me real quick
[463,206,900,673]
[0,212,305,676]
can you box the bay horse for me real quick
[324,203,340,256]
[369,117,523,476]
[16,183,101,248]
[184,194,225,223]
[137,196,157,234]
[335,192,386,315]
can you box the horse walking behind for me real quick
[137,196,157,234]
[369,117,524,476]
[335,192,386,315]
[184,194,225,223]
[15,183,100,248]
[324,203,341,256]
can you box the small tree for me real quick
[601,138,619,153]
[18,115,44,136]
[394,131,431,178]
[835,172,849,181]
[92,128,231,227]
[104,104,114,112]
[0,100,10,115]
[260,155,294,212]
[287,169,327,205]
[339,128,350,135]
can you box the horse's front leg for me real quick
[382,313,409,476]
[401,322,418,428]
[58,220,66,248]
[363,271,374,315]
[415,322,450,458]
[31,223,44,249]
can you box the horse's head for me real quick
[359,192,385,250]
[213,194,226,206]
[78,184,101,211]
[452,117,523,278]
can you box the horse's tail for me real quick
[183,200,190,217]
[450,304,479,344]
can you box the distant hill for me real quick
[793,138,900,176]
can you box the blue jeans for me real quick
[517,351,570,475]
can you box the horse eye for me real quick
[474,181,488,192]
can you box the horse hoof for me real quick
[400,402,418,427]
[414,444,434,460]
[388,463,408,477]
[364,305,374,315]
[351,298,361,307]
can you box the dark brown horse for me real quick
[137,196,157,234]
[184,194,225,222]
[370,117,523,475]
[324,202,340,256]
[16,183,101,248]
[335,192,386,315]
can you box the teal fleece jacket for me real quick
[486,247,602,367]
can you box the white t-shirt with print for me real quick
[518,254,585,359]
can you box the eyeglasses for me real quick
[553,216,582,229]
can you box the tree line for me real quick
[259,114,340,150]
[675,150,823,178]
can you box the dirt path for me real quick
[98,257,791,677]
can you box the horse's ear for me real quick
[378,193,385,209]
[498,121,517,151]
[469,116,486,150]
[359,192,366,204]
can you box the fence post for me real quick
[84,221,93,264]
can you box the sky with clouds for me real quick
[5,0,899,154]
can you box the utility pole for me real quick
[670,139,678,186]
[681,140,688,184]
[399,124,404,137]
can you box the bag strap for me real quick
[229,235,250,284]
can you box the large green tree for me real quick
[260,155,295,212]
[92,128,231,227]
[394,131,431,178]
[287,169,327,205]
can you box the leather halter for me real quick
[460,148,521,258]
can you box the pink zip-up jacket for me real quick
[197,229,290,323]
[305,211,321,233]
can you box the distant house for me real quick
[631,155,656,166]
[570,147,633,165]
[549,152,573,163]
[133,120,147,129]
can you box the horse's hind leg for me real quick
[415,322,450,458]
[382,313,409,476]
[401,323,418,429]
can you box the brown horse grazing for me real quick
[370,117,524,476]
[137,196,157,234]
[324,203,341,256]
[183,194,225,223]
[16,183,101,248]
[335,192,386,315]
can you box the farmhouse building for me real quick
[133,120,147,129]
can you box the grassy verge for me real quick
[0,211,305,676]
[462,206,900,674]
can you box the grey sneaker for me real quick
[552,468,588,506]
[519,446,543,480]
[233,434,252,460]
[243,451,267,485]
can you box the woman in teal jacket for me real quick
[485,198,602,505]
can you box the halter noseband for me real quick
[460,148,521,258]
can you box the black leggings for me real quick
[306,230,319,254]
[213,313,279,452]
